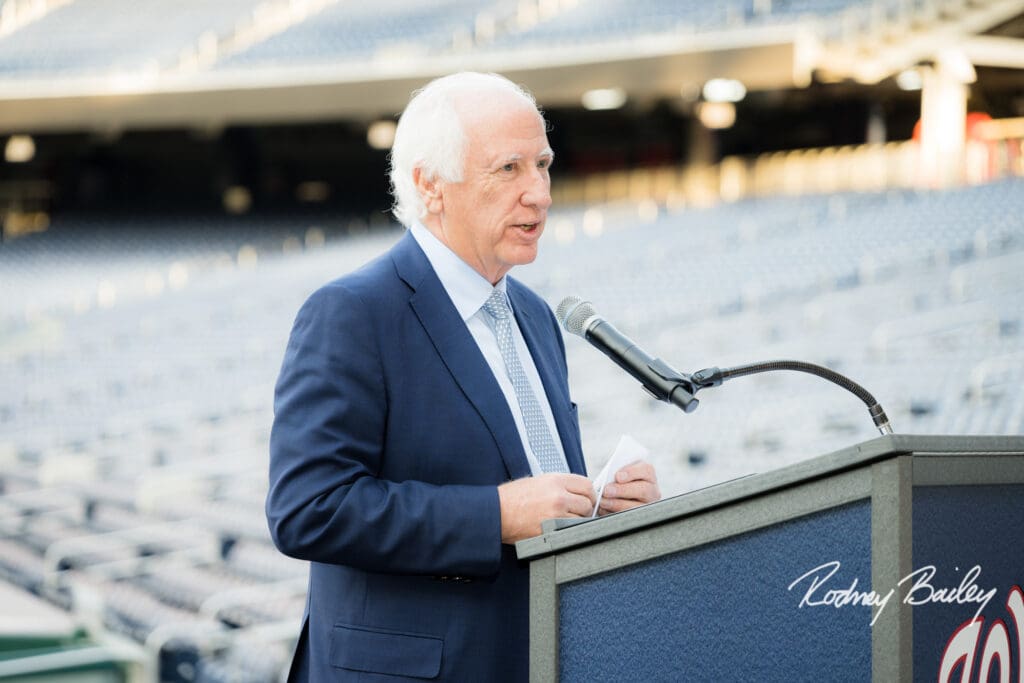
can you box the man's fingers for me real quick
[603,479,658,503]
[598,496,635,514]
[558,473,596,497]
[614,460,656,484]
[556,474,596,516]
[602,459,661,512]
[564,491,594,517]
[597,483,659,514]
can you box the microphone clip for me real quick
[646,358,700,413]
[690,366,725,388]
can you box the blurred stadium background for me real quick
[0,0,1022,680]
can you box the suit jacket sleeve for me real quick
[266,283,503,577]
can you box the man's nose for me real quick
[522,169,552,210]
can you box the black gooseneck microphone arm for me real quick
[689,361,894,435]
[557,296,894,436]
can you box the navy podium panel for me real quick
[521,436,1024,682]
[912,484,1024,683]
[558,500,872,682]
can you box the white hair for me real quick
[388,72,541,228]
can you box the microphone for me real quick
[556,296,698,413]
[557,295,894,435]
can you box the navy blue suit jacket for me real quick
[267,231,586,681]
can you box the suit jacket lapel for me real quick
[391,232,533,481]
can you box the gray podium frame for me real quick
[516,434,1024,682]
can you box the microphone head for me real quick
[556,295,598,337]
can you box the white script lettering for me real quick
[789,562,998,628]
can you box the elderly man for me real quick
[267,72,660,681]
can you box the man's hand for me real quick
[498,474,596,544]
[597,460,660,515]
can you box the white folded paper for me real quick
[591,434,649,517]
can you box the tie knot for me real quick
[483,289,511,321]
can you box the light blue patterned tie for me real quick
[483,289,568,474]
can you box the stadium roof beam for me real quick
[812,0,1024,84]
[960,35,1024,69]
[0,27,802,135]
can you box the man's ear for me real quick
[413,167,444,215]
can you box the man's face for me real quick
[424,96,553,284]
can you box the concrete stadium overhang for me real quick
[0,26,805,135]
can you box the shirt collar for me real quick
[409,222,507,322]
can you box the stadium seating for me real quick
[524,178,1024,491]
[0,0,268,76]
[0,0,885,79]
[218,0,490,68]
[482,0,867,50]
[1,177,1022,681]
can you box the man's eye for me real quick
[501,163,516,172]
[538,158,551,170]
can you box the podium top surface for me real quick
[516,434,1024,561]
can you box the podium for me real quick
[517,435,1024,682]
